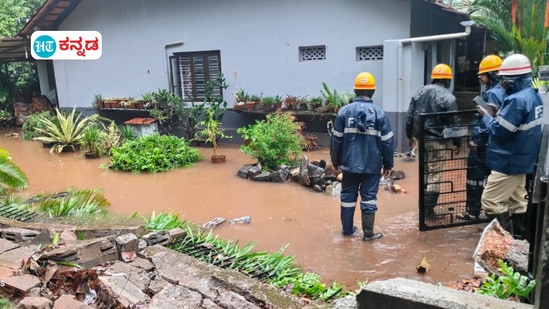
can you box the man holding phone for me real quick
[458,55,506,221]
[476,54,543,237]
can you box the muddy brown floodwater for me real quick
[0,128,482,290]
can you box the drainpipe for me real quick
[395,20,475,152]
[164,42,184,92]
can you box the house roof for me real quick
[0,0,81,61]
[19,0,82,37]
[0,37,31,61]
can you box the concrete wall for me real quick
[50,0,411,108]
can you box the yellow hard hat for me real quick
[478,55,502,75]
[354,72,376,90]
[431,64,453,80]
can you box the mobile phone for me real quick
[473,95,489,110]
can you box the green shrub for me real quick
[109,134,202,173]
[33,108,101,153]
[477,259,536,302]
[237,112,305,170]
[21,111,56,140]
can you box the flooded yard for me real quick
[0,127,482,290]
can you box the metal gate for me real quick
[418,110,490,231]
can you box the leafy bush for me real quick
[109,134,202,173]
[21,111,56,140]
[477,259,536,302]
[237,112,305,170]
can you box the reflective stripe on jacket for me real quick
[330,97,394,174]
[483,76,543,175]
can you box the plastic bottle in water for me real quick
[229,216,251,224]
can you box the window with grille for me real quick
[170,50,222,100]
[299,45,326,62]
[356,45,383,61]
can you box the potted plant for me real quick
[237,111,306,170]
[273,95,283,110]
[197,108,232,163]
[297,96,309,111]
[119,98,136,109]
[234,89,248,111]
[33,107,99,153]
[261,96,276,112]
[92,94,104,109]
[80,125,105,159]
[309,96,323,111]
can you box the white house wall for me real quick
[50,0,411,108]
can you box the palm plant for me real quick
[456,0,548,69]
[33,107,99,153]
[0,148,28,196]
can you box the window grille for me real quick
[299,45,326,62]
[356,45,383,61]
[171,50,222,100]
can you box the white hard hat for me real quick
[499,54,532,76]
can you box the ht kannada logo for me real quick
[31,31,102,60]
[33,35,56,58]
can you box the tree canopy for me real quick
[0,0,45,37]
[456,0,548,69]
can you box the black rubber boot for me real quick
[488,212,512,234]
[341,207,356,236]
[362,213,383,241]
[511,213,526,240]
[424,191,439,217]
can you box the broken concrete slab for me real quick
[17,296,53,309]
[141,231,170,246]
[147,284,204,309]
[0,246,34,266]
[0,238,20,253]
[52,294,95,309]
[139,245,308,309]
[115,233,139,254]
[357,277,533,309]
[0,274,41,295]
[102,260,152,291]
[1,227,40,243]
[128,257,155,271]
[99,274,149,308]
[36,237,118,268]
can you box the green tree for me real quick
[456,0,548,68]
[0,0,45,37]
[0,0,45,106]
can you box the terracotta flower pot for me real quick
[211,154,226,163]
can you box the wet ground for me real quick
[0,128,482,290]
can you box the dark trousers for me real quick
[466,182,484,217]
[340,172,380,235]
